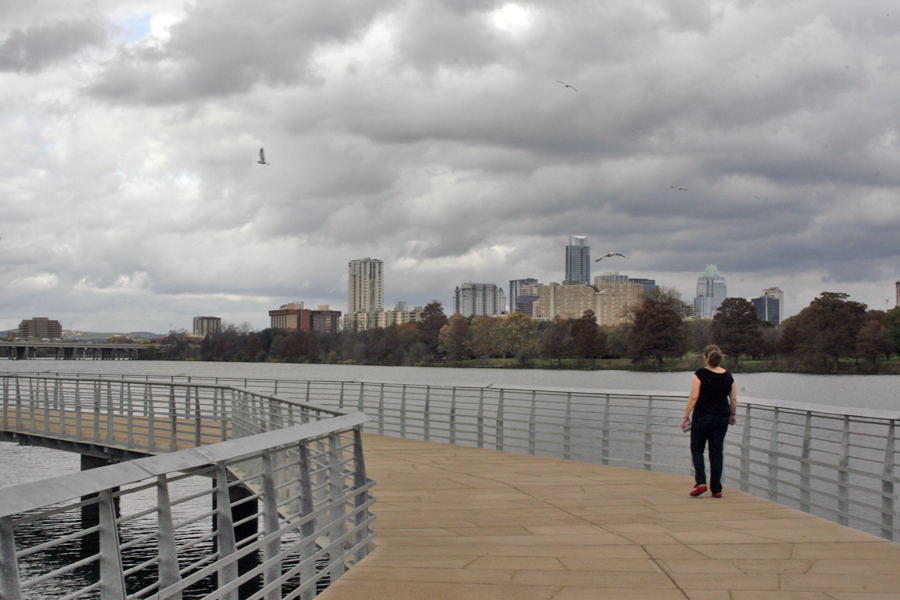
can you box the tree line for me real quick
[148,291,900,373]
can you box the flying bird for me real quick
[557,80,578,91]
[670,186,687,191]
[595,252,627,262]
[257,148,268,165]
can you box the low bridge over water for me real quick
[0,341,145,360]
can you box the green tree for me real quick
[796,292,867,371]
[417,301,448,360]
[711,297,764,364]
[628,292,688,368]
[439,314,471,362]
[495,312,539,363]
[570,310,606,359]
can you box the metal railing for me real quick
[0,376,376,600]
[40,373,898,543]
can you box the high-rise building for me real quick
[762,287,784,323]
[18,317,62,339]
[516,282,542,317]
[193,316,222,337]
[269,302,342,333]
[454,283,506,318]
[537,278,643,326]
[693,264,727,319]
[565,236,591,285]
[348,258,384,315]
[751,296,780,325]
[509,278,539,313]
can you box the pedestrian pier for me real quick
[1,373,898,599]
[323,433,900,600]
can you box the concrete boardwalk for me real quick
[321,434,900,600]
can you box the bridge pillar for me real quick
[79,455,121,566]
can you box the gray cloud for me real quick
[0,18,105,72]
[0,0,898,332]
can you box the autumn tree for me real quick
[795,292,867,371]
[570,310,606,359]
[495,312,539,363]
[540,317,572,365]
[856,321,894,368]
[884,307,900,356]
[439,314,471,362]
[711,297,764,363]
[468,317,498,360]
[628,290,689,368]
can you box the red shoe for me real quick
[689,484,708,497]
[712,492,722,498]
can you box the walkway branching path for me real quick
[323,434,900,600]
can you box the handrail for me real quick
[0,375,376,600]
[44,372,896,542]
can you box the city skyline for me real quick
[1,1,898,333]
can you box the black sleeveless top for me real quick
[693,368,734,418]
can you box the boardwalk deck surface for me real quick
[321,434,900,600]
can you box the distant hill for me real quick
[62,330,167,342]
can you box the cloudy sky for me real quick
[1,0,898,333]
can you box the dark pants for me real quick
[690,416,729,494]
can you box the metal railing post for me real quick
[563,392,572,460]
[214,463,239,600]
[643,396,654,470]
[767,408,780,502]
[449,388,457,445]
[837,416,850,526]
[882,420,896,541]
[93,381,101,441]
[422,386,431,441]
[496,390,504,451]
[352,427,370,564]
[169,387,177,452]
[528,391,537,455]
[740,404,751,492]
[477,389,485,448]
[357,382,365,412]
[400,385,407,437]
[378,384,385,435]
[0,516,22,600]
[156,475,182,600]
[601,394,610,465]
[297,443,316,600]
[98,489,127,600]
[328,432,346,579]
[800,412,812,512]
[260,450,282,600]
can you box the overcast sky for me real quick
[1,0,898,333]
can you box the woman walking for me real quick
[681,345,737,497]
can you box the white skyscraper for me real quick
[694,264,727,318]
[454,283,506,318]
[348,258,384,315]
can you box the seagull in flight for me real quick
[595,252,627,262]
[670,186,687,191]
[557,80,578,91]
[257,148,268,165]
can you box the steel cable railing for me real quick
[0,375,376,600]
